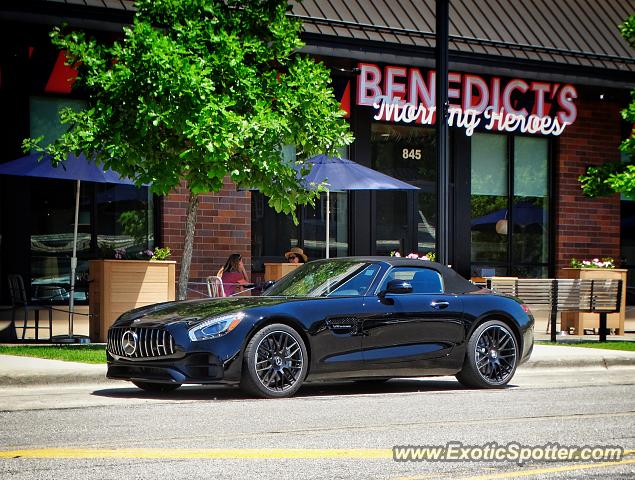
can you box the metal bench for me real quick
[486,278,623,342]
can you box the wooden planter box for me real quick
[559,268,627,335]
[264,263,300,281]
[89,260,176,342]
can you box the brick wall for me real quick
[160,178,251,297]
[555,96,622,273]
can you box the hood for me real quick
[113,296,295,327]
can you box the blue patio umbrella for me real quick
[295,155,419,257]
[0,153,138,341]
[471,202,545,229]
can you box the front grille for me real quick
[108,327,176,358]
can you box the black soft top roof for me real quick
[311,257,480,294]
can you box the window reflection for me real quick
[303,192,348,260]
[470,133,550,278]
[30,181,154,303]
[96,184,153,257]
[513,137,549,265]
[470,133,508,276]
[30,179,90,302]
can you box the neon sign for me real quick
[356,63,578,136]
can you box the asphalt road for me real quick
[1,368,634,480]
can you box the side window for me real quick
[379,267,444,294]
[329,264,381,296]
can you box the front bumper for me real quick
[107,351,239,385]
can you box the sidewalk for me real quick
[1,343,635,386]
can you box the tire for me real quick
[456,320,519,388]
[132,381,182,393]
[240,323,308,398]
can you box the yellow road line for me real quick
[1,448,633,468]
[0,447,393,459]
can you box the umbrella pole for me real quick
[68,179,80,338]
[325,190,330,259]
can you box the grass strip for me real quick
[537,340,635,351]
[0,345,106,364]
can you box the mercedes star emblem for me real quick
[121,330,138,356]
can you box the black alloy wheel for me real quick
[241,323,308,398]
[456,320,518,388]
[132,381,182,393]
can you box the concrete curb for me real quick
[0,371,112,386]
[519,357,635,370]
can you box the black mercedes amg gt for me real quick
[106,257,534,398]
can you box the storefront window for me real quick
[470,133,550,278]
[29,97,85,148]
[371,123,436,256]
[470,133,508,276]
[303,192,348,260]
[513,137,549,268]
[28,96,154,302]
[96,184,154,257]
[250,192,299,272]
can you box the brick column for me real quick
[160,178,251,297]
[555,97,622,273]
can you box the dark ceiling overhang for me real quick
[301,33,635,90]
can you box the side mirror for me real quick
[378,280,413,301]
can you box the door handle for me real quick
[430,300,450,309]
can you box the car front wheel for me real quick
[456,320,518,388]
[240,323,308,398]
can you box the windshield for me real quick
[264,260,379,297]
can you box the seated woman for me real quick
[285,247,308,264]
[217,253,250,296]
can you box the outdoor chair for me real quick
[206,275,226,298]
[7,274,53,341]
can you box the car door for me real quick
[305,262,383,379]
[361,266,464,373]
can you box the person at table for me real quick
[217,253,250,296]
[285,247,307,264]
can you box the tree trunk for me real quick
[177,190,200,300]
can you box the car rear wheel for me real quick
[456,320,518,388]
[240,324,308,398]
[132,381,182,393]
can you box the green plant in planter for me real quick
[151,247,172,261]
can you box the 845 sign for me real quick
[402,148,422,160]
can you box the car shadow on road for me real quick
[91,378,518,401]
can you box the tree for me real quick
[24,0,353,299]
[579,14,635,198]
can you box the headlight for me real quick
[188,312,245,341]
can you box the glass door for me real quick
[375,190,409,256]
[370,123,437,256]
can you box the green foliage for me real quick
[579,14,635,197]
[23,0,353,217]
[470,195,508,218]
[151,246,172,261]
[117,210,147,245]
[619,14,635,47]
